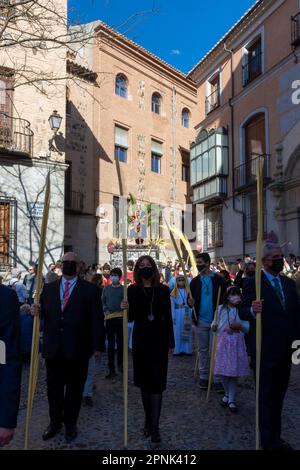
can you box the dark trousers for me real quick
[45,350,89,427]
[252,353,291,449]
[106,319,123,372]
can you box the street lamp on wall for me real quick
[48,110,63,134]
[48,110,63,155]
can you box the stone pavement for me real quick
[5,353,300,451]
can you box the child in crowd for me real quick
[211,286,250,413]
[170,275,193,355]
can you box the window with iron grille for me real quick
[0,196,17,269]
[244,192,266,242]
[204,205,223,249]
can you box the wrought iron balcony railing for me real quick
[0,112,33,156]
[204,222,223,250]
[205,87,220,115]
[65,190,84,213]
[244,211,267,242]
[234,154,271,191]
[291,12,300,48]
[242,51,262,86]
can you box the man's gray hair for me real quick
[262,243,282,259]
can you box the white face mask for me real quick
[228,295,241,305]
[110,276,120,285]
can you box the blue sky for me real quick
[69,0,256,74]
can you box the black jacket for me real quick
[190,272,226,324]
[0,285,22,428]
[40,278,105,360]
[240,272,300,361]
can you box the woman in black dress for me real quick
[121,255,175,446]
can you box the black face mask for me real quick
[62,261,77,276]
[197,263,206,273]
[139,266,154,280]
[271,258,284,274]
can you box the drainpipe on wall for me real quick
[224,43,246,257]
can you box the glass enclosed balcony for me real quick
[190,127,229,204]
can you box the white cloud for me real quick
[171,49,181,56]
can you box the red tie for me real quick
[63,280,71,310]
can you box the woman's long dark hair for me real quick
[133,255,160,287]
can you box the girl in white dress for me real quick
[211,286,250,413]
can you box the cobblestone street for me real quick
[5,352,300,451]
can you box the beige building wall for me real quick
[189,0,300,260]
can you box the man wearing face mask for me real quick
[102,268,124,378]
[240,244,300,450]
[31,252,105,443]
[189,252,226,391]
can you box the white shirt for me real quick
[60,276,78,309]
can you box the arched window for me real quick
[151,93,161,114]
[182,108,190,128]
[115,74,127,98]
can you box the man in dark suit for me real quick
[31,252,105,443]
[0,284,22,447]
[188,252,226,390]
[240,244,300,450]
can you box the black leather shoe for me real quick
[279,439,294,451]
[42,423,62,441]
[151,427,161,443]
[65,425,78,443]
[143,421,151,438]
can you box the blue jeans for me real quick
[196,320,221,383]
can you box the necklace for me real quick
[201,276,211,296]
[178,288,187,307]
[142,286,155,321]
